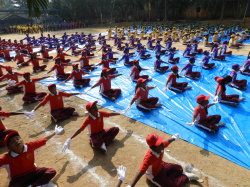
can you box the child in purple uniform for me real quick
[240,53,250,75]
[192,40,203,54]
[118,49,133,66]
[138,46,151,59]
[201,50,216,69]
[124,43,135,56]
[146,37,155,50]
[167,48,180,64]
[154,54,169,73]
[183,44,196,58]
[154,40,167,55]
[66,43,81,55]
[180,57,201,80]
[220,41,232,56]
[106,48,118,60]
[229,64,247,90]
[116,39,124,51]
[129,35,136,47]
[135,40,142,51]
[211,43,225,61]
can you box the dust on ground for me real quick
[0,27,250,187]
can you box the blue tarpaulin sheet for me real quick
[39,48,250,170]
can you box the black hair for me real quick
[7,134,20,147]
[41,47,44,54]
[55,58,61,64]
[101,72,104,77]
[135,84,140,93]
[138,65,142,72]
[172,69,180,78]
[221,75,232,92]
[30,54,36,60]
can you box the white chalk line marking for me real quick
[34,126,109,187]
[106,119,226,187]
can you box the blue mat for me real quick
[40,49,250,170]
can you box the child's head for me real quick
[15,49,20,55]
[156,54,161,59]
[102,53,107,60]
[55,57,61,65]
[82,50,87,57]
[72,63,79,71]
[6,66,12,74]
[189,57,195,64]
[101,68,110,78]
[187,44,191,48]
[203,50,209,56]
[222,75,233,85]
[232,64,240,72]
[108,47,112,52]
[48,84,57,94]
[197,94,210,106]
[86,101,98,116]
[58,48,63,54]
[171,65,179,74]
[133,59,139,66]
[30,52,36,60]
[23,72,31,81]
[5,131,23,153]
[146,133,164,154]
[124,49,128,54]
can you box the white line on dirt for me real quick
[106,119,226,187]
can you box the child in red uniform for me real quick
[14,49,29,66]
[1,45,14,61]
[127,59,151,82]
[8,72,48,103]
[40,45,53,62]
[96,53,118,74]
[61,64,90,88]
[33,84,79,122]
[89,68,123,102]
[215,76,245,107]
[62,101,120,152]
[23,43,35,55]
[126,133,198,187]
[163,65,192,93]
[0,108,25,147]
[54,48,71,63]
[0,64,7,77]
[0,126,63,187]
[27,52,47,72]
[44,58,70,80]
[0,66,24,93]
[192,94,225,133]
[76,50,97,72]
[126,78,161,112]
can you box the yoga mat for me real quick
[40,48,250,170]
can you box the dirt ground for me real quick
[0,27,250,187]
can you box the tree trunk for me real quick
[220,0,226,20]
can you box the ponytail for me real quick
[41,47,44,54]
[138,65,142,72]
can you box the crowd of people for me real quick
[7,20,87,34]
[0,22,249,187]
